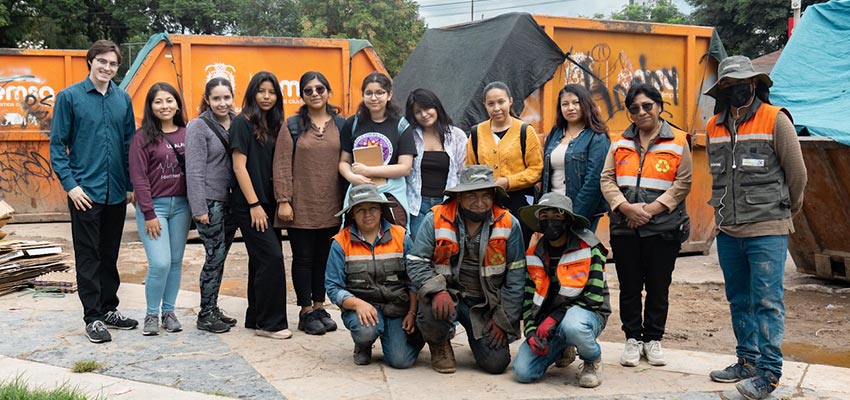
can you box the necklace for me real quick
[563,128,582,143]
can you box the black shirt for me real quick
[341,115,417,165]
[229,114,277,207]
[420,151,450,197]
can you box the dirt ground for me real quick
[10,223,850,370]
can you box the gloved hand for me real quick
[431,291,455,320]
[485,320,507,349]
[537,316,559,339]
[527,331,550,356]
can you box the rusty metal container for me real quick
[788,137,850,282]
[0,49,89,222]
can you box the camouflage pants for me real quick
[196,200,238,315]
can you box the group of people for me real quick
[49,39,804,400]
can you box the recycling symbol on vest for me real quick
[655,159,670,173]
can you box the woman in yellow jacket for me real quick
[466,81,543,241]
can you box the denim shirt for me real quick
[541,127,611,220]
[49,77,136,205]
[406,125,468,216]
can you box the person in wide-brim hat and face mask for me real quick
[705,55,773,113]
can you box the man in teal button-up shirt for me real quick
[49,40,138,344]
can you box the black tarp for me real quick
[393,13,566,132]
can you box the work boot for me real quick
[555,345,577,368]
[735,375,779,400]
[710,358,757,383]
[578,359,603,388]
[428,341,456,373]
[353,344,372,365]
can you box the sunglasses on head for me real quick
[303,86,326,96]
[627,102,655,115]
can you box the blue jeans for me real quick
[136,196,191,315]
[513,306,604,383]
[342,308,421,369]
[716,232,787,379]
[408,196,443,240]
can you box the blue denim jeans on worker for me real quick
[342,308,421,369]
[136,196,191,316]
[716,232,787,379]
[408,196,443,240]
[513,306,604,383]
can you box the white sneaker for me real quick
[620,338,643,367]
[255,329,293,340]
[644,340,666,366]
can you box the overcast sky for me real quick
[416,0,693,28]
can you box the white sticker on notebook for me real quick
[741,158,765,167]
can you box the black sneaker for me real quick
[85,320,112,343]
[197,311,231,334]
[710,358,757,383]
[104,310,138,330]
[298,310,326,335]
[736,375,779,400]
[353,344,372,365]
[213,307,237,327]
[314,308,338,332]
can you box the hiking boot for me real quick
[428,341,456,373]
[197,311,230,334]
[620,338,643,367]
[298,310,326,335]
[353,344,372,365]
[104,310,138,330]
[555,345,578,368]
[644,340,666,366]
[710,358,757,383]
[213,307,237,327]
[735,375,779,400]
[314,308,338,332]
[578,359,603,388]
[161,312,183,333]
[143,314,160,336]
[85,321,112,343]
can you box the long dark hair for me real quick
[482,81,520,119]
[141,82,185,146]
[198,77,233,114]
[356,72,401,122]
[555,84,608,135]
[405,88,453,145]
[296,71,342,129]
[241,71,283,144]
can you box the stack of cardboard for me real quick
[0,201,72,296]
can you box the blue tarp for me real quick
[771,0,850,144]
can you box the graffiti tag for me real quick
[0,149,54,198]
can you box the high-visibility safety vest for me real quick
[432,200,512,280]
[333,224,409,318]
[610,121,689,237]
[706,103,792,226]
[525,239,592,319]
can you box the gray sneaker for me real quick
[103,310,138,330]
[85,320,112,343]
[710,358,757,383]
[161,312,182,332]
[736,375,779,400]
[143,314,159,336]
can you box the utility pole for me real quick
[790,0,801,36]
[471,0,474,21]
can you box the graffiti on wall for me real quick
[565,43,679,120]
[0,75,56,131]
[0,145,55,199]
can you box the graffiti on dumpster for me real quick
[0,147,55,199]
[0,75,56,131]
[565,43,679,120]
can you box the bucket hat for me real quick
[705,55,773,98]
[519,192,590,232]
[444,165,508,199]
[335,184,396,217]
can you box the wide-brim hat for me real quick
[519,192,590,232]
[705,55,773,98]
[335,184,396,217]
[444,165,508,198]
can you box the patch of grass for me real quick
[0,375,93,400]
[70,360,102,374]
[204,390,231,397]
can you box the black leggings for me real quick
[288,227,338,307]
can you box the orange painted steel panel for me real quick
[0,49,89,221]
[524,15,721,254]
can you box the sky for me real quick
[416,0,693,28]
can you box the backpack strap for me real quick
[520,122,528,168]
[286,115,301,146]
[333,114,346,133]
[397,117,410,135]
[471,124,479,164]
[161,133,186,173]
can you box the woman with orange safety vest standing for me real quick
[600,83,691,370]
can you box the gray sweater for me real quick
[185,110,235,217]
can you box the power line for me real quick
[417,0,500,9]
[425,0,577,18]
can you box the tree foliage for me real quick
[608,0,691,24]
[687,0,829,58]
[234,0,301,37]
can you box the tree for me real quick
[687,0,828,58]
[299,0,426,76]
[234,0,301,37]
[609,0,691,24]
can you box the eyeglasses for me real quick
[628,102,655,115]
[364,90,388,98]
[94,57,120,68]
[303,86,326,96]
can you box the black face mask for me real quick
[720,83,754,107]
[461,207,489,223]
[539,219,567,241]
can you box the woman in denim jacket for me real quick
[541,84,610,231]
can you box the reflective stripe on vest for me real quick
[525,241,592,311]
[432,200,512,278]
[612,130,686,192]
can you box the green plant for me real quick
[0,375,94,400]
[70,360,102,374]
